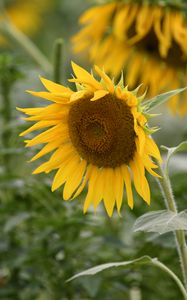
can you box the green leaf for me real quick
[66,255,187,299]
[161,141,187,171]
[66,256,152,282]
[133,210,187,234]
[143,87,187,112]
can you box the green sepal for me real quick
[143,125,160,134]
[117,72,124,89]
[75,82,84,91]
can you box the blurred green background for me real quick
[0,0,187,299]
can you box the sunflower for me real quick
[18,62,161,216]
[72,1,187,115]
[0,0,52,43]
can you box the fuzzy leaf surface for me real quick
[134,210,187,234]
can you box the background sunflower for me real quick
[72,0,187,115]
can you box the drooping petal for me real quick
[83,165,100,213]
[52,155,80,191]
[121,165,134,209]
[145,136,162,161]
[114,167,124,213]
[130,153,150,204]
[63,159,87,200]
[30,140,62,162]
[102,168,115,217]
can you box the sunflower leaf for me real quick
[66,256,152,282]
[161,141,187,171]
[133,210,187,235]
[143,87,187,112]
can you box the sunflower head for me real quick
[18,62,161,216]
[72,0,187,114]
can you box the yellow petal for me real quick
[27,91,70,103]
[72,164,92,199]
[44,144,77,173]
[114,167,124,213]
[83,166,100,213]
[90,90,109,101]
[52,156,80,192]
[32,146,75,175]
[19,120,58,136]
[17,107,46,116]
[92,169,105,211]
[71,61,103,90]
[135,127,146,155]
[40,77,73,94]
[25,124,68,147]
[130,154,150,204]
[145,137,161,161]
[142,155,161,178]
[70,90,93,102]
[30,140,62,162]
[121,165,134,209]
[94,65,115,93]
[102,168,115,217]
[24,112,68,122]
[63,159,87,200]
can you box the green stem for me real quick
[130,287,141,300]
[151,258,187,300]
[0,20,53,74]
[53,38,64,84]
[157,161,187,290]
[1,79,11,173]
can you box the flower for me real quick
[0,0,52,43]
[18,62,161,216]
[72,1,187,115]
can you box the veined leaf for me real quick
[161,141,187,171]
[66,255,187,299]
[67,256,152,282]
[133,210,187,235]
[143,87,187,112]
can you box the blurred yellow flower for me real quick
[18,62,161,216]
[72,1,187,115]
[0,0,52,42]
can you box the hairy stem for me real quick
[157,161,187,290]
[152,258,187,300]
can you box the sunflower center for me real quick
[68,94,136,168]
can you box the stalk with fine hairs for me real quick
[157,160,187,290]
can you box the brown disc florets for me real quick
[68,94,136,168]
